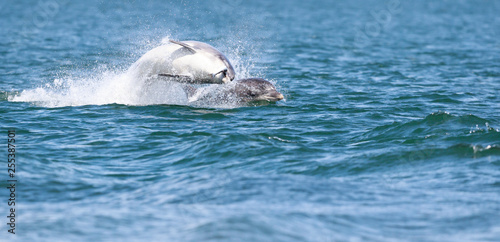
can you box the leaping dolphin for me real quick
[128,40,235,84]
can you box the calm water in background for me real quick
[1,0,500,241]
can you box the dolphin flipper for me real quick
[158,73,192,79]
[158,73,199,83]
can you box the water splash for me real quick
[10,67,188,107]
[9,37,274,109]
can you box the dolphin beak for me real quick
[263,91,284,101]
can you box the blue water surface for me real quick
[1,0,500,241]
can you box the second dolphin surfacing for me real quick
[184,78,284,106]
[128,40,235,84]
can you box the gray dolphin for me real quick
[185,78,284,104]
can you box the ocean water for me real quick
[1,0,500,241]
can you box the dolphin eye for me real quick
[247,91,256,97]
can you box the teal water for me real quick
[1,0,500,241]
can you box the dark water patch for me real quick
[431,97,463,104]
[474,70,500,78]
[149,131,180,136]
[447,144,500,158]
[357,112,495,143]
[289,142,500,177]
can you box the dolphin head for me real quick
[212,56,235,84]
[213,67,235,84]
[171,40,237,84]
[233,78,284,102]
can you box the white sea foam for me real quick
[10,67,188,107]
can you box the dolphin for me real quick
[185,78,284,105]
[128,40,235,84]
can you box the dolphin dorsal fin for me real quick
[169,40,196,54]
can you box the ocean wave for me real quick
[357,111,498,143]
